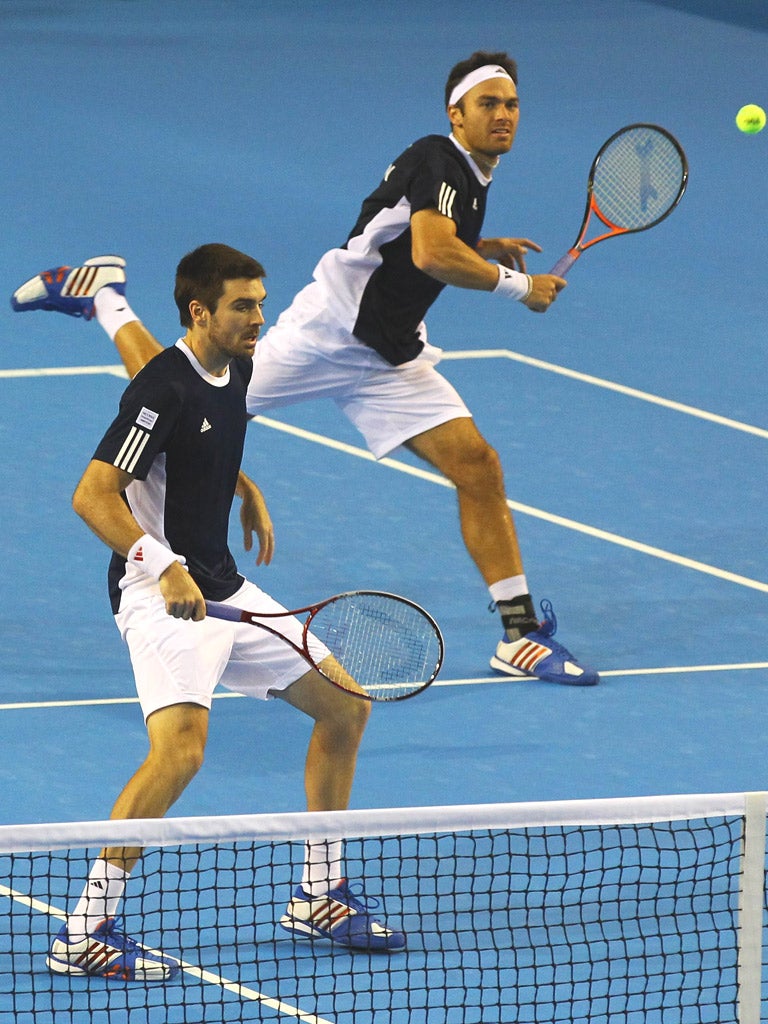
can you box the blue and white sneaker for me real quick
[11,255,126,320]
[46,917,179,982]
[279,879,406,952]
[490,600,599,686]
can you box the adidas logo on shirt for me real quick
[200,418,212,433]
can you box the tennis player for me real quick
[11,50,598,687]
[30,244,405,982]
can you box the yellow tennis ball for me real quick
[736,104,766,134]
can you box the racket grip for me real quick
[549,252,577,277]
[205,600,243,623]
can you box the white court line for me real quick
[5,361,768,586]
[462,663,768,684]
[440,349,768,440]
[0,885,332,1023]
[2,661,768,712]
[252,414,768,595]
[0,364,127,379]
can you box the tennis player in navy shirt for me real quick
[18,244,405,982]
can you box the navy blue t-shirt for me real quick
[91,342,253,612]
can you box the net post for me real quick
[738,790,767,1024]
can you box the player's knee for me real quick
[452,439,505,492]
[151,733,206,787]
[345,695,371,736]
[331,694,370,742]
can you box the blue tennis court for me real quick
[0,0,767,1019]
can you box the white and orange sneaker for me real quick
[491,600,599,686]
[11,255,126,320]
[280,879,405,951]
[46,917,178,982]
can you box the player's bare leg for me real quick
[406,417,523,584]
[100,702,210,871]
[276,669,403,950]
[407,418,598,686]
[112,319,163,378]
[278,667,370,813]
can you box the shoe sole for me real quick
[46,952,176,981]
[279,916,405,952]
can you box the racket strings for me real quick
[307,595,442,699]
[592,127,685,230]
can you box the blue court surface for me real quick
[0,3,767,1014]
[1,0,767,818]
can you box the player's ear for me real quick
[189,300,207,326]
[447,104,463,129]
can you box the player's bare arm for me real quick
[412,209,564,310]
[73,459,205,620]
[72,460,145,556]
[236,471,275,566]
[411,208,499,289]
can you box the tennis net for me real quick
[0,791,765,1023]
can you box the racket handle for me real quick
[205,600,244,623]
[549,252,577,278]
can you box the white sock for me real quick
[93,285,139,342]
[301,841,343,897]
[67,858,129,940]
[488,575,529,604]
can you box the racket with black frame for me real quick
[550,123,688,277]
[206,590,443,703]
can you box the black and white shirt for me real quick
[92,341,253,612]
[312,134,490,366]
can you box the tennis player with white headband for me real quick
[12,51,596,687]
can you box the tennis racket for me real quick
[205,591,443,702]
[550,123,688,277]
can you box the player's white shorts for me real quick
[114,578,329,721]
[247,282,471,460]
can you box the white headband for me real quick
[448,64,514,107]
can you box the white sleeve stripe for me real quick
[114,426,151,475]
[438,182,456,219]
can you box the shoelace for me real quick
[538,598,557,636]
[335,882,380,914]
[535,601,587,666]
[96,918,143,955]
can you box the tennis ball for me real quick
[736,104,766,134]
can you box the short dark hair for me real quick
[444,51,518,108]
[174,243,266,327]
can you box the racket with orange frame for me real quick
[550,123,688,277]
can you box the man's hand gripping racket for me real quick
[206,591,444,703]
[550,123,688,277]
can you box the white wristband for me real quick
[494,265,533,302]
[127,534,185,581]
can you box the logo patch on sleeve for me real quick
[136,407,159,430]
